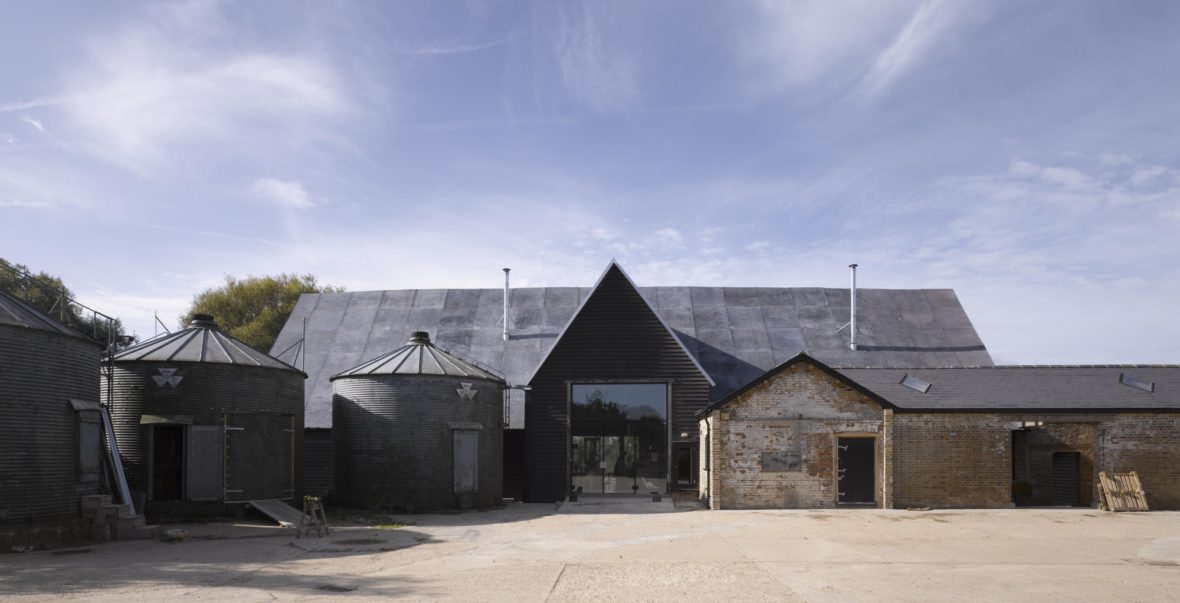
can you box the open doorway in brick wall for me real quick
[1011,423,1095,507]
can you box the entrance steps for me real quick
[80,495,161,541]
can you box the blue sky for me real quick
[2,0,1179,363]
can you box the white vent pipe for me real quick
[502,268,511,341]
[849,263,858,351]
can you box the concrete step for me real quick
[110,516,158,540]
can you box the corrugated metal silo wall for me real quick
[525,268,712,503]
[0,326,101,524]
[103,362,304,517]
[303,428,333,498]
[333,376,503,512]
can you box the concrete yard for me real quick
[3,499,1180,602]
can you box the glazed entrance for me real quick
[570,383,667,494]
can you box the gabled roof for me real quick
[836,366,1180,411]
[116,314,305,375]
[271,263,992,427]
[696,352,896,417]
[332,331,502,382]
[526,261,713,386]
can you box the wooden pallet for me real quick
[1098,471,1149,512]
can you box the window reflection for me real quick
[571,383,667,494]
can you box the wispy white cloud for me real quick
[20,115,46,134]
[53,4,350,171]
[398,32,524,56]
[0,95,72,113]
[1,132,16,145]
[550,2,637,110]
[856,0,971,101]
[247,178,315,209]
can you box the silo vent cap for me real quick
[408,331,431,344]
[190,314,218,328]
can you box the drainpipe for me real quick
[849,264,858,351]
[502,268,510,341]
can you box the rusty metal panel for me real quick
[186,426,223,502]
[224,414,293,502]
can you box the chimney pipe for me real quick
[849,264,858,351]
[502,268,511,341]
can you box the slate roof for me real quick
[272,274,993,428]
[0,288,94,341]
[116,315,304,374]
[836,366,1180,411]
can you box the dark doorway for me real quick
[151,425,185,501]
[837,437,875,505]
[1052,452,1080,506]
[674,443,697,489]
[502,430,526,501]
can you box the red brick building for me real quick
[699,354,1180,509]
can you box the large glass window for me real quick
[571,383,667,494]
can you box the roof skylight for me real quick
[1119,373,1154,393]
[900,374,932,394]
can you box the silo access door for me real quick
[224,414,295,502]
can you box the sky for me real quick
[2,0,1179,364]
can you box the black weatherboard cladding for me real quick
[0,324,102,524]
[104,362,304,517]
[526,265,711,502]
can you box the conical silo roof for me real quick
[113,314,304,374]
[0,288,94,340]
[331,331,502,382]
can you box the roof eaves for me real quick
[695,352,898,418]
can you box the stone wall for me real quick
[702,362,886,509]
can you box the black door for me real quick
[838,437,875,504]
[1052,452,1080,506]
[151,425,185,501]
[674,443,697,489]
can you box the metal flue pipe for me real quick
[849,264,858,351]
[502,268,510,341]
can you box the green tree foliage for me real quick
[0,257,127,346]
[181,274,342,352]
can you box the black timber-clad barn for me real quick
[106,314,306,518]
[272,261,993,503]
[526,265,712,502]
[0,289,104,526]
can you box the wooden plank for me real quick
[1098,471,1149,512]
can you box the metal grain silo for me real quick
[332,331,504,512]
[104,314,305,518]
[0,290,103,526]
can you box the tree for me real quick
[0,257,128,346]
[181,274,342,352]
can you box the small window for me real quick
[900,374,932,393]
[1119,373,1154,392]
[453,431,479,494]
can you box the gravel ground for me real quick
[2,499,1179,602]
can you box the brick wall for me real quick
[1101,413,1180,509]
[894,412,1180,510]
[701,362,886,509]
[891,413,1012,508]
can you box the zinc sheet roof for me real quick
[332,333,502,381]
[0,288,92,340]
[273,280,992,428]
[115,321,304,374]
